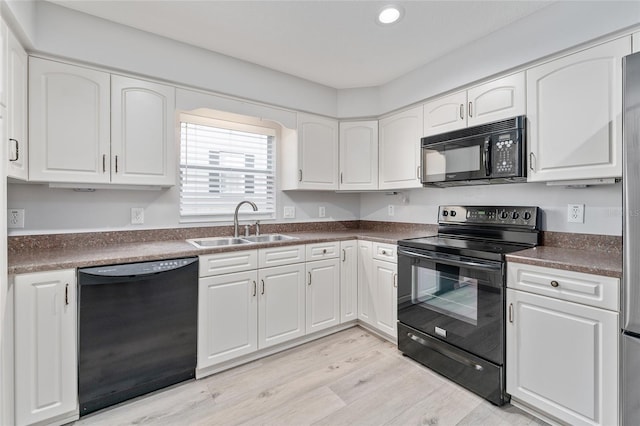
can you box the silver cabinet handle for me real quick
[342,249,346,262]
[340,172,343,184]
[416,165,421,179]
[509,303,513,323]
[393,273,398,288]
[308,272,312,285]
[261,279,265,295]
[115,155,119,173]
[529,152,535,171]
[65,283,69,305]
[459,104,464,120]
[298,169,302,182]
[550,280,559,288]
[468,101,473,117]
[9,138,18,162]
[253,280,257,297]
[102,154,106,173]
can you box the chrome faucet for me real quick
[234,201,258,237]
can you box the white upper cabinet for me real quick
[111,75,176,186]
[423,90,466,136]
[423,72,525,136]
[339,120,378,190]
[282,113,338,190]
[526,37,630,182]
[29,58,111,183]
[633,32,640,53]
[0,20,6,108]
[29,57,176,186]
[378,105,423,190]
[6,28,27,180]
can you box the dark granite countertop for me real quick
[506,246,622,279]
[8,229,437,274]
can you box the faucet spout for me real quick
[234,201,258,237]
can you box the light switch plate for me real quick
[388,205,395,216]
[283,206,295,219]
[131,207,144,225]
[318,206,326,218]
[567,204,584,223]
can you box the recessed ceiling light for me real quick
[377,5,403,25]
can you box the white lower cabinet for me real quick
[506,263,619,426]
[306,258,340,334]
[14,269,78,426]
[339,240,358,323]
[198,270,258,368]
[258,263,306,348]
[372,258,398,339]
[357,240,375,327]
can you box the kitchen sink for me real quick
[242,234,297,243]
[187,237,253,248]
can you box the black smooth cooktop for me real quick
[398,235,533,262]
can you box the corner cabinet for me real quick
[282,113,338,190]
[526,37,631,183]
[14,269,78,426]
[6,27,28,180]
[339,121,378,190]
[29,57,176,186]
[506,263,619,426]
[423,72,525,136]
[378,105,423,190]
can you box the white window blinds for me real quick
[180,115,276,220]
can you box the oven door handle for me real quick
[407,332,484,371]
[398,248,502,271]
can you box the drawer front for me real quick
[507,262,619,311]
[306,242,340,261]
[373,243,397,263]
[199,250,258,277]
[258,245,305,268]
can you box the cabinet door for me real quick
[633,32,640,54]
[423,90,466,137]
[526,38,630,182]
[111,75,176,186]
[357,240,375,326]
[198,270,258,369]
[7,29,27,180]
[29,58,111,183]
[379,105,423,190]
[506,289,618,426]
[258,263,306,348]
[339,120,378,190]
[339,240,358,323]
[0,20,6,108]
[467,72,525,127]
[306,258,340,334]
[372,259,397,339]
[297,113,338,190]
[14,269,78,426]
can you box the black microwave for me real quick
[421,116,526,187]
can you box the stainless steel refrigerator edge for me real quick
[623,50,640,425]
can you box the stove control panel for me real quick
[439,206,539,228]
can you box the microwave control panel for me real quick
[491,132,522,177]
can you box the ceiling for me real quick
[48,1,552,89]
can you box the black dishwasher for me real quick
[78,257,198,415]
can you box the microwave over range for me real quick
[421,116,527,187]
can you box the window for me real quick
[180,114,276,221]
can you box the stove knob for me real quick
[442,210,449,217]
[512,211,520,220]
[523,211,532,220]
[450,210,457,217]
[500,211,509,219]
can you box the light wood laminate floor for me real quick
[75,327,547,426]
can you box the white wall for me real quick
[360,183,622,236]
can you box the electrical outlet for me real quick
[388,205,395,217]
[318,206,326,218]
[7,209,25,228]
[283,206,295,219]
[567,204,584,223]
[131,207,144,225]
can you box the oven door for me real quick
[397,247,504,365]
[421,136,490,183]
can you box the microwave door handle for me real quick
[398,249,502,271]
[483,139,491,176]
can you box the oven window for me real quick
[412,264,478,325]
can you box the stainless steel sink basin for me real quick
[242,234,297,243]
[187,237,253,248]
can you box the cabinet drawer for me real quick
[199,250,258,277]
[373,243,397,263]
[507,262,619,311]
[306,242,340,261]
[258,245,305,268]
